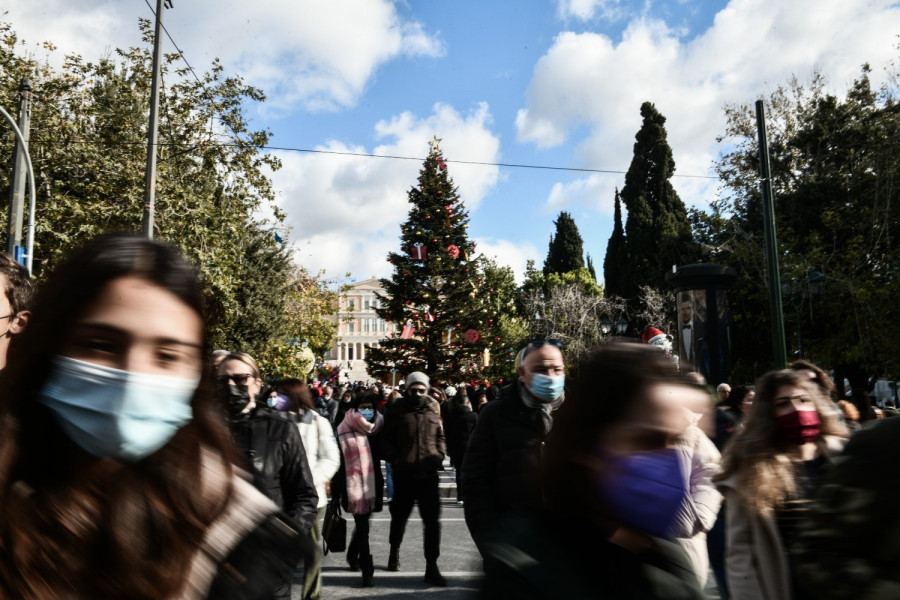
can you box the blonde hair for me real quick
[717,369,847,514]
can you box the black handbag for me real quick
[322,497,347,555]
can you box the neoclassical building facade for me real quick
[326,277,395,371]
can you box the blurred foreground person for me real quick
[274,379,340,600]
[0,234,309,599]
[479,343,707,599]
[217,352,319,599]
[792,415,900,598]
[334,392,385,587]
[716,369,848,600]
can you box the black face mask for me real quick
[221,384,252,421]
[407,389,427,407]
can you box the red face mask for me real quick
[776,409,821,445]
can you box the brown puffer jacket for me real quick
[382,394,446,475]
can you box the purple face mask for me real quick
[598,448,686,538]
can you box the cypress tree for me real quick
[586,253,597,282]
[543,211,585,275]
[618,102,697,301]
[603,189,626,297]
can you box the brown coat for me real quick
[382,395,446,475]
[718,436,846,600]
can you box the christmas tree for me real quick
[366,137,498,382]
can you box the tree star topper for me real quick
[429,135,442,153]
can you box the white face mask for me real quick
[39,355,199,462]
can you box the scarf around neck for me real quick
[337,410,384,514]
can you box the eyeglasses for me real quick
[528,338,564,349]
[216,373,254,386]
[522,338,564,359]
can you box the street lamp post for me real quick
[600,318,612,336]
[615,317,629,336]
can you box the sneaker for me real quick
[424,563,447,587]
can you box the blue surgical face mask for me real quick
[528,373,565,402]
[39,355,199,462]
[358,408,375,422]
[598,448,686,538]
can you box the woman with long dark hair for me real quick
[0,233,307,599]
[481,343,709,599]
[716,369,848,600]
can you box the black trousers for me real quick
[388,471,441,562]
[348,512,372,559]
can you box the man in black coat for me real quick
[461,340,565,556]
[217,352,319,600]
[382,371,448,586]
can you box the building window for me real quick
[364,299,370,310]
[348,299,355,311]
[348,322,355,333]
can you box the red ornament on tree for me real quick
[465,329,481,343]
[447,245,460,258]
[438,158,446,171]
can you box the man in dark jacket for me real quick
[446,393,477,504]
[217,352,319,600]
[382,371,448,586]
[461,340,565,556]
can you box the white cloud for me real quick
[473,238,542,284]
[555,0,627,22]
[519,0,900,209]
[270,103,501,278]
[4,0,444,113]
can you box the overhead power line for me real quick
[119,4,724,182]
[25,138,719,179]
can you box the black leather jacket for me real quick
[230,406,319,534]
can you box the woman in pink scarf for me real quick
[336,392,385,587]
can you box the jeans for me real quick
[384,461,394,500]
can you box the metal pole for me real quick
[142,0,168,239]
[0,106,36,276]
[6,79,32,260]
[755,100,788,368]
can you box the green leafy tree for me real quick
[479,257,529,383]
[696,64,900,382]
[0,19,291,357]
[543,211,585,275]
[615,102,698,311]
[366,142,498,382]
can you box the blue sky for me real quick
[8,0,900,283]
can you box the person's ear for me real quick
[517,364,526,378]
[8,310,30,335]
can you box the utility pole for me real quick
[755,100,787,369]
[6,79,32,263]
[141,0,172,239]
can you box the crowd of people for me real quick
[0,232,896,599]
